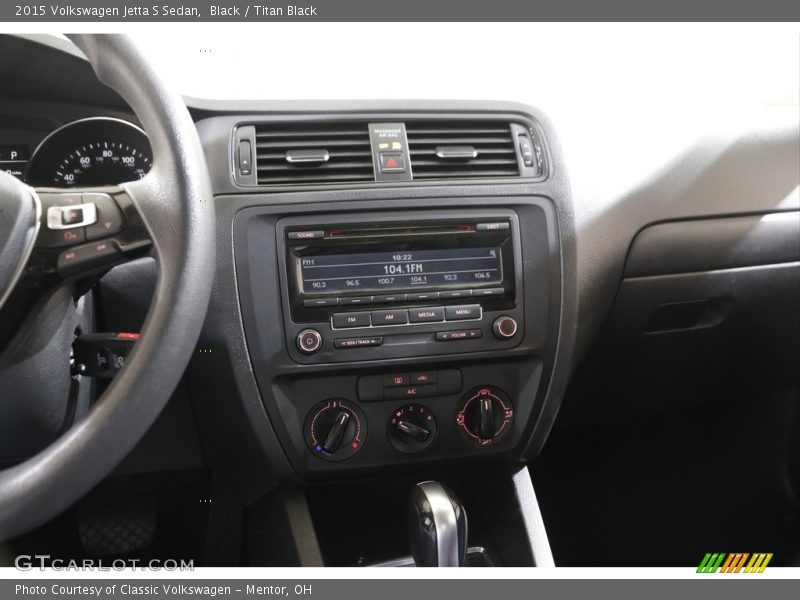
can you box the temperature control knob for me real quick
[387,404,438,454]
[455,386,514,446]
[304,399,366,461]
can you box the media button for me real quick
[409,307,445,323]
[445,304,481,321]
[332,312,371,328]
[435,329,482,341]
[372,309,409,326]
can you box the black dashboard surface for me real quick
[2,34,798,490]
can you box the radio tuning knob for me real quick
[492,316,518,340]
[297,329,323,354]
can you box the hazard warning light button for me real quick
[379,152,406,174]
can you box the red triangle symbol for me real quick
[386,157,398,168]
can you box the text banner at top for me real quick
[3,0,800,22]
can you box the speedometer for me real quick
[52,140,150,187]
[26,117,152,187]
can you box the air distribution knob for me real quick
[455,386,514,446]
[304,399,366,461]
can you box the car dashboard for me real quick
[1,33,798,568]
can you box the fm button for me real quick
[297,329,323,354]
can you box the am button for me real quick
[371,309,409,326]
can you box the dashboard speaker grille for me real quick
[254,122,374,185]
[406,120,520,180]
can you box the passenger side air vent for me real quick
[254,122,374,185]
[406,121,521,180]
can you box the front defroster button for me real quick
[410,372,437,385]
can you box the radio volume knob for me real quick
[297,329,323,354]
[492,316,518,340]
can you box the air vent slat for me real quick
[408,137,511,145]
[410,158,518,167]
[410,148,515,156]
[258,172,375,184]
[257,162,375,172]
[412,169,519,178]
[257,150,372,160]
[256,129,367,139]
[256,139,369,150]
[406,127,510,135]
[253,122,374,185]
[406,120,520,180]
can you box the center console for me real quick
[234,196,559,477]
[192,105,572,566]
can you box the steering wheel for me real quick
[0,35,214,540]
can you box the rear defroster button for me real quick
[297,329,323,354]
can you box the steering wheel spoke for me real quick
[35,185,152,278]
[0,184,153,354]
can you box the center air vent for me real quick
[254,122,374,185]
[406,121,520,180]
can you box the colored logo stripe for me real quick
[744,553,773,573]
[697,553,773,573]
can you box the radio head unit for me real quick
[285,218,517,322]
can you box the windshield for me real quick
[127,24,799,108]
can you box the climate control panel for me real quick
[302,373,516,462]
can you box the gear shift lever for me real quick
[407,481,468,567]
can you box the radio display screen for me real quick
[298,246,503,294]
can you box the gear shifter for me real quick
[407,481,468,567]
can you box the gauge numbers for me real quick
[53,140,151,187]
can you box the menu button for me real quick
[445,304,481,321]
